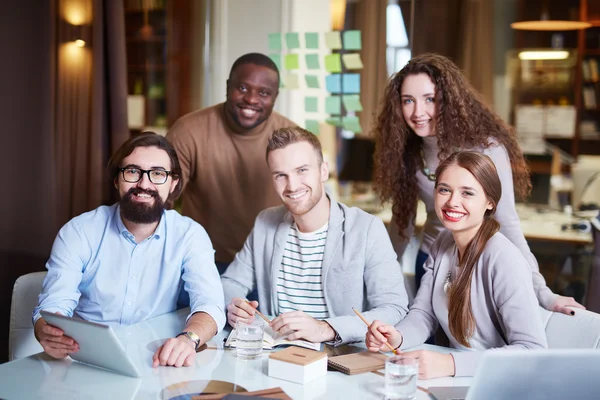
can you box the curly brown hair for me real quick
[372,53,530,239]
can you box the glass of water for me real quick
[384,355,418,400]
[235,318,264,360]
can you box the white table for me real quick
[0,309,472,399]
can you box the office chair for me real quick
[9,272,46,360]
[539,306,600,349]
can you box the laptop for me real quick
[40,311,141,378]
[428,349,600,400]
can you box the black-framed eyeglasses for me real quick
[119,168,172,185]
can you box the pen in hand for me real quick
[352,307,398,355]
[245,300,271,324]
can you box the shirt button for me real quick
[127,301,132,306]
[132,276,136,280]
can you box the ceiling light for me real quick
[518,50,570,60]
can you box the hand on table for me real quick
[551,295,585,316]
[402,349,455,380]
[365,320,402,352]
[270,310,335,342]
[152,335,196,368]
[34,316,79,359]
[226,298,258,327]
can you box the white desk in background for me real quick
[0,309,471,400]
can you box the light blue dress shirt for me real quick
[33,204,226,331]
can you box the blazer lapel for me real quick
[321,199,344,296]
[270,213,293,315]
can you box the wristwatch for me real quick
[176,331,201,351]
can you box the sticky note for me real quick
[325,54,342,73]
[305,75,320,88]
[343,30,362,50]
[305,96,318,112]
[269,54,282,71]
[342,53,363,70]
[283,73,300,89]
[268,33,282,51]
[325,96,342,115]
[325,117,342,127]
[325,74,342,93]
[325,31,342,49]
[343,74,361,94]
[305,54,320,69]
[305,120,320,135]
[285,32,300,49]
[342,116,363,133]
[305,32,319,49]
[285,54,300,70]
[342,95,363,112]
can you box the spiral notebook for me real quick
[327,351,388,375]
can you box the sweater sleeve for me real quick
[166,117,196,193]
[485,144,558,309]
[451,238,548,377]
[388,209,416,262]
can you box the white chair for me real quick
[540,306,600,349]
[9,271,46,360]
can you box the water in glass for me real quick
[236,318,264,360]
[385,356,418,400]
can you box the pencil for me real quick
[352,307,398,355]
[245,300,271,324]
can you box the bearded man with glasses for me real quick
[33,132,225,368]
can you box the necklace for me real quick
[420,147,436,181]
[443,270,452,294]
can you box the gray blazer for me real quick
[221,198,409,344]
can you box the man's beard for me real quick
[120,188,165,224]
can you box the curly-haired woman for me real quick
[372,53,582,315]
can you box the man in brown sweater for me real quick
[166,53,295,273]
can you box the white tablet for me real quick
[40,311,141,378]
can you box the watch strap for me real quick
[176,331,201,350]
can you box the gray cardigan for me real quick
[397,230,547,376]
[221,198,409,344]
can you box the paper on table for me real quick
[342,53,363,70]
[545,105,576,138]
[268,33,282,51]
[343,30,362,50]
[342,116,362,133]
[305,54,320,69]
[342,95,363,112]
[285,32,300,49]
[283,73,300,89]
[325,54,342,73]
[343,74,361,94]
[514,105,545,135]
[268,54,282,71]
[284,54,299,70]
[326,96,342,115]
[305,32,319,49]
[325,74,342,93]
[325,31,342,49]
[305,120,320,135]
[305,75,320,89]
[305,97,318,113]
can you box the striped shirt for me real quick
[276,222,329,318]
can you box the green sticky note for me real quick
[325,31,342,49]
[305,75,320,88]
[268,53,282,71]
[284,54,300,70]
[325,96,342,115]
[305,54,320,69]
[342,95,363,112]
[305,96,318,112]
[285,32,300,49]
[268,33,282,51]
[342,53,363,70]
[305,120,320,135]
[343,30,362,50]
[342,116,363,133]
[324,54,342,73]
[325,117,342,127]
[283,73,299,89]
[305,32,319,49]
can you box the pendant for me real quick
[443,271,451,294]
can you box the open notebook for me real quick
[224,326,321,351]
[328,351,388,375]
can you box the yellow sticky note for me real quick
[324,54,342,73]
[283,73,300,89]
[324,31,342,50]
[342,53,363,70]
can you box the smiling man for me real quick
[33,132,225,368]
[221,127,409,345]
[166,53,295,274]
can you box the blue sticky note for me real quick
[343,74,361,94]
[325,74,342,93]
[343,30,362,50]
[305,54,320,69]
[268,33,282,51]
[305,32,319,49]
[285,32,300,49]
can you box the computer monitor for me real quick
[338,137,375,182]
[522,154,552,206]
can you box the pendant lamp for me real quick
[511,0,591,31]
